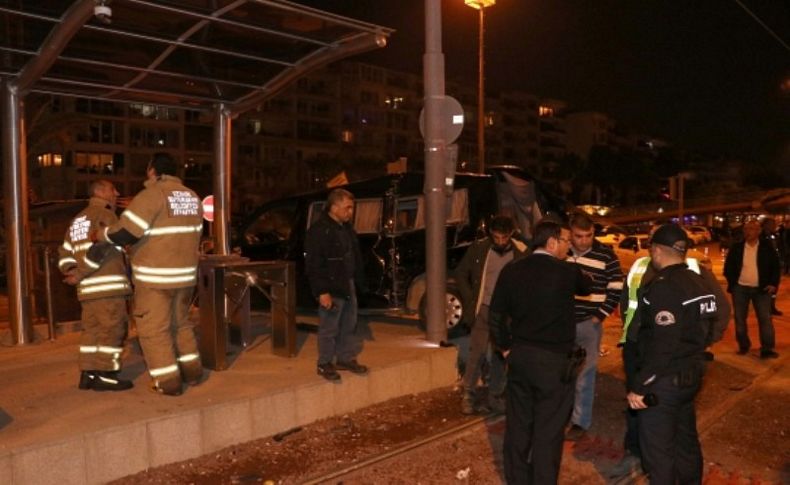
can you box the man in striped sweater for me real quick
[565,212,623,440]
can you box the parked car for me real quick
[612,234,712,273]
[234,166,569,334]
[684,225,712,245]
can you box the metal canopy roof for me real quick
[0,0,392,114]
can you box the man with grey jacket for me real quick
[455,215,528,414]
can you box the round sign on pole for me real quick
[201,195,214,222]
[418,95,465,144]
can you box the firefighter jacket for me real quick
[58,197,132,301]
[100,175,203,289]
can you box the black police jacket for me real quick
[304,212,366,300]
[631,263,716,394]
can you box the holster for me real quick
[672,365,701,388]
[562,346,587,383]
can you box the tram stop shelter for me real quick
[1,0,393,345]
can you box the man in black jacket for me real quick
[723,219,781,359]
[490,220,591,484]
[305,189,368,381]
[627,224,717,484]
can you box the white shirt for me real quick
[738,240,759,287]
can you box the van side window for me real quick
[245,203,297,244]
[396,197,421,232]
[307,202,326,229]
[307,199,382,234]
[447,189,469,225]
[354,199,382,234]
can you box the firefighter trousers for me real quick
[79,297,128,372]
[133,286,202,388]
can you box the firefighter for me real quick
[91,152,203,396]
[58,179,133,391]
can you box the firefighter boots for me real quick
[78,371,134,391]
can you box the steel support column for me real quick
[422,0,447,343]
[2,80,33,344]
[213,104,232,256]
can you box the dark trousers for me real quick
[732,284,775,352]
[621,343,641,457]
[504,345,574,485]
[462,305,506,396]
[317,282,360,366]
[638,375,703,485]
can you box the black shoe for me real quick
[565,424,587,441]
[737,347,750,355]
[79,371,134,392]
[771,308,783,316]
[702,351,714,361]
[335,360,368,375]
[760,350,779,359]
[317,363,341,381]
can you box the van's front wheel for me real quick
[418,286,465,337]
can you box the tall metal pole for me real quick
[213,104,232,256]
[476,6,486,174]
[423,0,448,343]
[2,81,34,344]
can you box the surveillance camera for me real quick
[94,4,112,24]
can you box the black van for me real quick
[234,166,568,334]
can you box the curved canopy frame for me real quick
[1,0,392,344]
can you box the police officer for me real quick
[58,179,133,391]
[611,251,729,478]
[627,224,717,484]
[489,220,591,484]
[93,153,203,396]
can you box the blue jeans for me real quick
[317,283,360,366]
[732,284,775,352]
[572,317,601,429]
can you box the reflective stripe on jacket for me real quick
[57,197,131,301]
[104,175,203,289]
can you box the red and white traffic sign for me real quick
[201,195,214,222]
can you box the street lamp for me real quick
[464,0,495,174]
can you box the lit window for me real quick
[539,106,554,117]
[37,153,62,167]
[341,130,354,143]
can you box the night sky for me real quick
[306,1,789,166]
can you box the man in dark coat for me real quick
[455,215,528,414]
[305,188,369,381]
[723,219,781,358]
[490,220,591,484]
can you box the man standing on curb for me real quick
[59,179,133,392]
[305,188,368,382]
[565,212,622,440]
[92,153,204,396]
[455,215,528,415]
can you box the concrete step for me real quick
[0,319,457,485]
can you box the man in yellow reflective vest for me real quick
[609,249,729,479]
[91,153,203,396]
[58,179,133,391]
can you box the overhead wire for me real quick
[732,0,790,54]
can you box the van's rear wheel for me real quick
[418,286,465,337]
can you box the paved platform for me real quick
[0,314,457,485]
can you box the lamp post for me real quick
[465,0,495,174]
